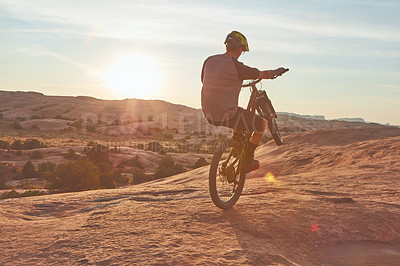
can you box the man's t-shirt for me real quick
[201,53,259,122]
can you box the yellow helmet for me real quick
[224,31,249,52]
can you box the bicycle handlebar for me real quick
[242,78,262,88]
[241,68,289,88]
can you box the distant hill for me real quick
[0,90,392,135]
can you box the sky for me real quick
[0,0,399,125]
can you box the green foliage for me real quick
[132,170,153,184]
[0,174,7,189]
[11,139,46,150]
[1,189,19,199]
[30,115,41,119]
[48,159,100,192]
[63,149,80,160]
[154,155,184,179]
[85,144,111,165]
[114,172,130,186]
[24,139,46,149]
[29,150,44,159]
[37,161,56,179]
[97,162,115,189]
[0,140,10,149]
[193,157,208,169]
[118,155,144,169]
[38,161,56,172]
[1,189,47,199]
[11,140,23,150]
[147,142,163,152]
[22,161,37,178]
[131,155,144,169]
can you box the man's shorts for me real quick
[207,107,264,133]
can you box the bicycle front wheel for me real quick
[268,117,283,146]
[209,140,246,209]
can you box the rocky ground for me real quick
[1,127,400,265]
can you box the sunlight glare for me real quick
[264,172,278,185]
[105,53,161,99]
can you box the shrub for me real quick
[30,115,41,119]
[132,170,153,184]
[97,162,115,189]
[147,142,163,152]
[11,140,24,150]
[0,140,10,149]
[63,149,80,160]
[114,172,130,186]
[131,155,144,169]
[85,144,110,165]
[193,157,208,169]
[154,155,184,179]
[49,159,100,192]
[24,139,46,150]
[1,190,46,199]
[38,161,56,179]
[12,139,46,150]
[22,161,37,178]
[1,190,20,199]
[29,150,44,159]
[0,174,7,189]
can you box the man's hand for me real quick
[272,67,289,79]
[259,67,289,80]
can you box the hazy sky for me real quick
[0,0,399,125]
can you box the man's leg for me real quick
[244,119,267,163]
[250,119,268,145]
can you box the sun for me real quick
[105,53,161,99]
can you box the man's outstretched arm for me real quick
[258,67,288,79]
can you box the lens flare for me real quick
[310,222,320,233]
[264,172,277,184]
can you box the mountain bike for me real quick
[209,72,288,209]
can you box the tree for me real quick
[154,155,184,179]
[22,161,37,178]
[63,149,80,160]
[11,140,24,150]
[85,144,111,165]
[24,139,45,150]
[38,161,56,179]
[97,162,115,189]
[49,159,100,192]
[132,170,153,184]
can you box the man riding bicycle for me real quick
[201,31,288,173]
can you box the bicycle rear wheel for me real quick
[209,140,246,209]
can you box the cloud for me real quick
[2,0,399,45]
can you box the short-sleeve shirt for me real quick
[201,53,259,122]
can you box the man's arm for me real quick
[258,67,288,79]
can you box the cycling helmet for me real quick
[224,31,249,52]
